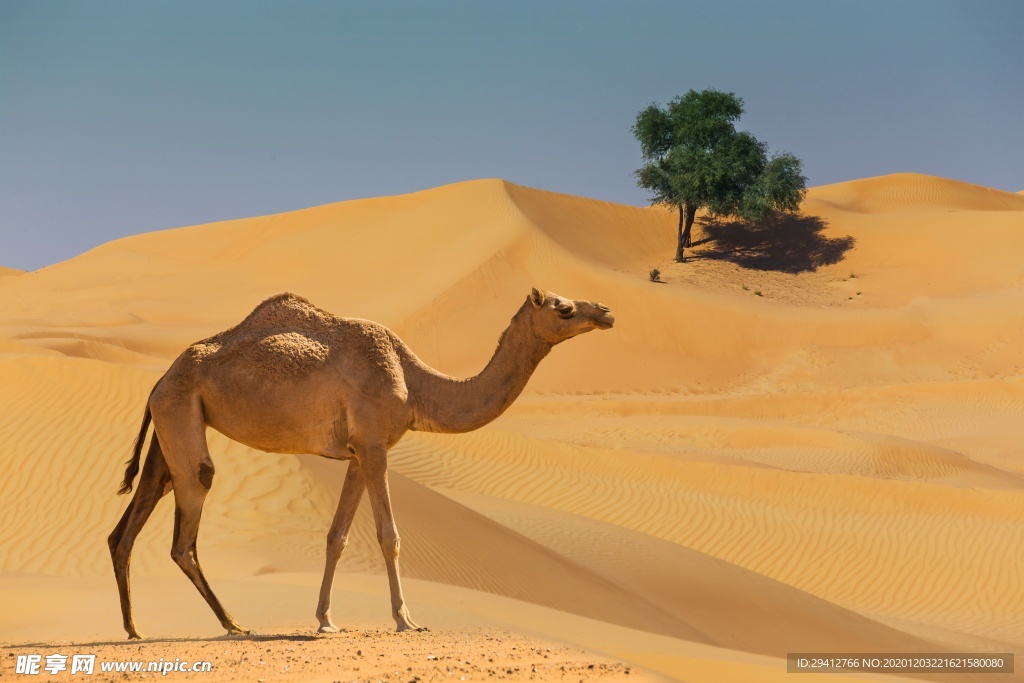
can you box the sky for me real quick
[1,1,1021,271]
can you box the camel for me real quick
[108,288,614,639]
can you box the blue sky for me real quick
[1,1,1021,270]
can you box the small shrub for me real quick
[649,268,661,282]
[754,290,763,297]
[741,285,749,291]
[850,272,857,279]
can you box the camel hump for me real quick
[236,292,338,332]
[181,293,339,363]
[258,291,311,308]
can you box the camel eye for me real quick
[556,304,575,319]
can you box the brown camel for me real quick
[108,288,614,639]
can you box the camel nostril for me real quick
[597,304,610,312]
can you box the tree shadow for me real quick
[691,213,855,273]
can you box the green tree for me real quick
[632,89,807,261]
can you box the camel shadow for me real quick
[691,213,855,273]
[5,633,320,649]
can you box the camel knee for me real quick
[108,507,133,556]
[107,529,121,557]
[110,546,133,577]
[108,527,134,570]
[170,544,194,569]
[109,532,133,577]
[378,531,400,560]
[325,533,350,564]
[197,460,215,490]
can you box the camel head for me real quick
[525,288,615,345]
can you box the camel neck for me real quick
[406,308,551,434]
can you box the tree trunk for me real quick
[675,204,696,261]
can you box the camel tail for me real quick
[118,394,154,495]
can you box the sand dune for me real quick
[0,265,24,278]
[809,173,1024,213]
[1,173,1022,682]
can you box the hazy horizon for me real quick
[2,0,1021,271]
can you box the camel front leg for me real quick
[316,459,365,633]
[361,448,426,632]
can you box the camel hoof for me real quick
[127,633,144,641]
[317,624,340,634]
[225,627,255,637]
[396,622,428,633]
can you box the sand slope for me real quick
[810,173,1024,213]
[1,173,1022,682]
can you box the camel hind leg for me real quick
[108,437,172,640]
[153,396,251,636]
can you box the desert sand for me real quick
[1,173,1021,682]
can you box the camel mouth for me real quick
[593,316,615,330]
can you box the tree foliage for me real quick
[632,89,807,261]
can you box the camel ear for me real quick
[530,288,546,308]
